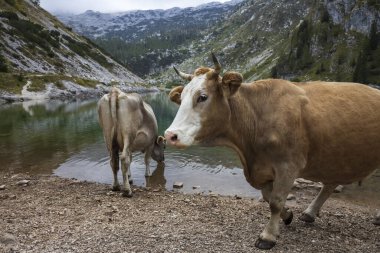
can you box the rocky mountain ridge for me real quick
[56,1,243,41]
[58,0,380,85]
[159,0,380,86]
[0,0,148,101]
[56,1,244,77]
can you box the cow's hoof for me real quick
[129,179,134,184]
[112,185,120,191]
[299,213,315,223]
[122,191,133,198]
[283,210,293,225]
[255,238,276,250]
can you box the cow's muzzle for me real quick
[164,131,178,146]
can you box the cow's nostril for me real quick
[171,134,178,142]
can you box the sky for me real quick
[40,0,230,14]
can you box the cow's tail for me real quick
[110,87,119,139]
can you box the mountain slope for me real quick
[56,1,244,77]
[0,0,144,97]
[53,0,380,85]
[159,0,380,86]
[273,0,380,84]
[158,0,314,84]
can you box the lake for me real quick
[0,92,379,205]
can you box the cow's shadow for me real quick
[145,161,166,189]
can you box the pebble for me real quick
[16,180,30,186]
[296,178,313,184]
[373,211,380,226]
[0,185,5,190]
[184,198,190,203]
[287,194,296,200]
[292,181,300,189]
[334,185,344,193]
[0,233,16,245]
[173,182,183,189]
[234,195,242,200]
[192,185,200,190]
[334,212,345,218]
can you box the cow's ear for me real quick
[169,86,184,105]
[221,71,243,97]
[156,136,166,145]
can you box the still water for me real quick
[0,93,379,204]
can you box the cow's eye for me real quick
[197,94,208,103]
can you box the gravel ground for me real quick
[0,172,379,253]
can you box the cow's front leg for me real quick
[299,184,337,223]
[128,153,133,184]
[110,147,120,191]
[120,144,133,198]
[144,147,152,177]
[261,183,293,225]
[256,165,296,250]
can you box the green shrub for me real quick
[7,19,60,50]
[0,11,19,20]
[4,0,16,6]
[0,54,8,73]
[0,73,25,93]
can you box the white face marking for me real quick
[165,74,207,146]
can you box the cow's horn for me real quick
[211,52,221,75]
[173,66,193,81]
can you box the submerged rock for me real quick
[173,182,184,189]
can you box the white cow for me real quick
[98,87,165,197]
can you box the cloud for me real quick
[40,0,229,14]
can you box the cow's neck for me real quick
[210,84,259,174]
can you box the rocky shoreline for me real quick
[0,171,379,253]
[0,83,160,105]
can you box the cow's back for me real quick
[300,82,380,184]
[117,93,159,151]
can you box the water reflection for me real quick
[0,99,101,174]
[146,162,166,188]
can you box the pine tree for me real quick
[353,51,368,83]
[31,0,40,6]
[369,21,378,50]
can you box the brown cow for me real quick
[98,87,165,197]
[164,53,380,249]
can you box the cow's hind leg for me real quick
[110,144,120,191]
[299,184,338,223]
[261,183,293,225]
[120,141,133,198]
[255,164,296,250]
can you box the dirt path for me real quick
[0,172,379,253]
